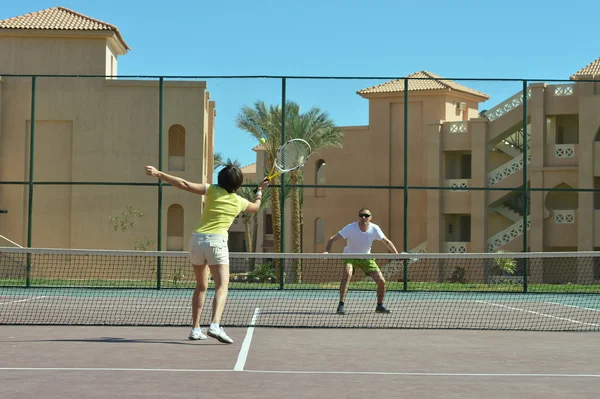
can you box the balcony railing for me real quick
[553,84,574,96]
[444,242,467,253]
[554,210,575,224]
[487,217,530,252]
[448,122,467,133]
[484,89,532,122]
[446,179,469,192]
[555,144,575,158]
[488,153,531,186]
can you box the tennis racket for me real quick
[255,138,312,192]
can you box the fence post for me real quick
[522,80,529,293]
[279,77,286,289]
[157,77,164,290]
[26,76,37,288]
[403,78,409,291]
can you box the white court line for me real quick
[0,296,46,305]
[548,302,600,313]
[234,307,260,371]
[0,367,599,377]
[476,301,600,327]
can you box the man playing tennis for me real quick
[145,161,268,343]
[324,208,399,315]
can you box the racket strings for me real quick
[276,140,311,171]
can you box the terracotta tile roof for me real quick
[357,71,489,99]
[0,6,130,50]
[570,57,600,79]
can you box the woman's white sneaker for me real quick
[207,326,233,344]
[188,327,207,340]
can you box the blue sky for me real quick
[2,1,599,175]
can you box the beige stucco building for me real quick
[290,67,600,283]
[0,7,215,250]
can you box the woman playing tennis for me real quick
[145,161,268,344]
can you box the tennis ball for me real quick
[259,138,266,144]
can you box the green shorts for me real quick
[343,258,380,274]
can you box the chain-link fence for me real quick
[1,74,599,284]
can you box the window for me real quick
[264,213,273,235]
[167,204,184,251]
[444,152,471,179]
[545,183,578,210]
[316,159,326,197]
[444,214,471,242]
[315,218,324,243]
[168,124,186,171]
[555,115,579,144]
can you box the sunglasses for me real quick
[358,213,371,218]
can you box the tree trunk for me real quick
[270,177,283,282]
[290,171,302,283]
[250,212,258,271]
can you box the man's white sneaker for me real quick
[188,327,207,340]
[207,326,234,344]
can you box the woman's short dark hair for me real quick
[218,160,244,193]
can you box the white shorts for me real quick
[189,233,229,265]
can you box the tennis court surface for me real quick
[1,326,600,398]
[1,247,600,397]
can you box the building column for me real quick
[576,74,598,283]
[521,83,547,283]
[470,118,488,254]
[426,121,443,253]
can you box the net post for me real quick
[402,77,409,292]
[522,80,529,293]
[26,76,37,288]
[156,77,164,290]
[279,77,286,289]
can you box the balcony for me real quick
[442,180,472,213]
[442,122,471,150]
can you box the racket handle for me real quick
[253,177,269,194]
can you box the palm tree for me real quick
[236,180,271,268]
[236,101,284,258]
[213,152,225,170]
[236,101,343,283]
[286,105,343,282]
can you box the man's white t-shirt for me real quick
[338,222,385,254]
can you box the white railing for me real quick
[445,242,467,253]
[554,210,575,224]
[487,217,530,252]
[553,84,574,96]
[448,122,467,133]
[487,153,531,186]
[446,179,469,192]
[555,144,575,158]
[484,89,532,122]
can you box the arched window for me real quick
[545,183,578,210]
[314,218,325,252]
[168,124,186,171]
[315,159,326,197]
[167,204,184,250]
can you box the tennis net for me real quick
[1,247,600,331]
